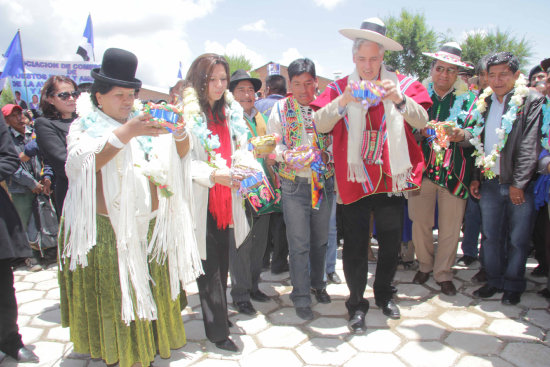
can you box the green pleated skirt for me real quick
[58,215,187,367]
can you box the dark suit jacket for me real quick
[0,114,31,259]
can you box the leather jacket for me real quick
[466,89,545,190]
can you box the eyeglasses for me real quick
[56,91,80,101]
[435,66,458,75]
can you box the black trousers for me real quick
[196,212,231,343]
[262,212,289,272]
[342,194,404,317]
[0,258,24,358]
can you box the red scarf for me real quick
[207,109,233,229]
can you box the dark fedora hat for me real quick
[229,69,262,92]
[91,48,142,89]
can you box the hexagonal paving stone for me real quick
[256,325,308,348]
[152,342,204,366]
[524,309,550,329]
[269,306,310,325]
[444,330,503,354]
[395,284,432,301]
[34,278,60,291]
[398,301,439,318]
[51,359,88,367]
[474,301,523,319]
[21,269,57,283]
[47,326,71,342]
[431,292,474,309]
[307,316,350,336]
[183,319,207,341]
[20,326,44,344]
[229,313,269,335]
[312,299,347,315]
[13,281,34,292]
[326,283,350,298]
[366,308,393,329]
[502,342,550,367]
[45,289,61,300]
[278,293,295,307]
[15,289,46,304]
[29,341,66,366]
[487,318,544,341]
[438,310,486,329]
[32,309,61,327]
[241,349,302,367]
[395,319,447,340]
[348,329,402,353]
[519,292,550,309]
[345,352,406,367]
[17,298,59,315]
[251,299,279,315]
[190,359,240,367]
[396,341,460,367]
[455,356,515,367]
[296,338,357,366]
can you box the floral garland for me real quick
[468,74,529,179]
[541,97,550,152]
[75,92,172,196]
[180,87,248,168]
[423,77,471,163]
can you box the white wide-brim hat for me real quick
[422,42,473,69]
[339,17,403,52]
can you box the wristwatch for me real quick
[394,96,407,113]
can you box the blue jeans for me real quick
[281,176,334,308]
[325,195,338,275]
[479,179,535,292]
[461,195,482,258]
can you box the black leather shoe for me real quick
[215,338,239,352]
[327,272,342,284]
[311,288,331,304]
[376,299,400,319]
[471,269,487,283]
[250,290,270,302]
[501,291,521,305]
[233,301,256,315]
[412,271,430,284]
[17,347,39,363]
[456,255,477,266]
[473,285,501,298]
[295,306,314,320]
[438,281,457,296]
[348,311,366,334]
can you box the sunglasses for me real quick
[435,66,458,75]
[56,91,80,101]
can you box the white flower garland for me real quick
[468,74,529,179]
[180,87,247,168]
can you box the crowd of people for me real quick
[0,16,549,367]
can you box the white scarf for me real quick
[346,66,412,191]
[62,106,203,324]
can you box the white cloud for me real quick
[312,0,345,10]
[279,48,303,66]
[204,39,267,69]
[0,0,222,89]
[240,19,268,33]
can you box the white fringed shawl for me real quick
[346,66,412,191]
[62,105,203,324]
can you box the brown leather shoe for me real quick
[412,271,430,284]
[438,281,457,296]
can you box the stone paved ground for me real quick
[4,247,550,367]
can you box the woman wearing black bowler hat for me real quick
[58,48,203,367]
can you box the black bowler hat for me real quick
[229,69,262,92]
[91,48,142,89]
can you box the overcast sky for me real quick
[1,0,548,91]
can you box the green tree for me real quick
[0,81,15,108]
[224,54,260,78]
[383,9,439,81]
[460,29,533,73]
